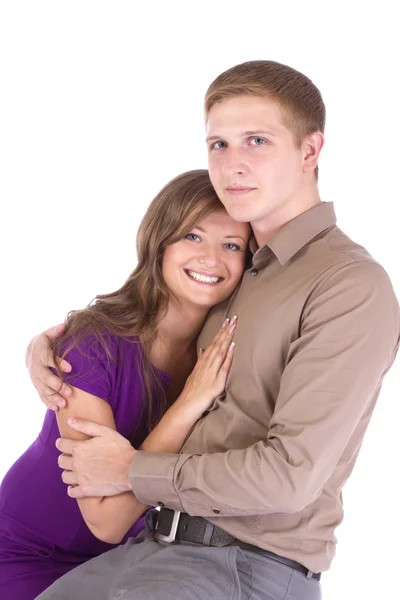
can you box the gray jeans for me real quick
[36,519,321,600]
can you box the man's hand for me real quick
[56,419,136,498]
[26,324,72,411]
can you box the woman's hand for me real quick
[172,315,237,422]
[140,316,238,454]
[26,324,73,410]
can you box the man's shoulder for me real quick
[322,225,379,267]
[313,226,399,320]
[312,225,397,292]
[288,223,393,299]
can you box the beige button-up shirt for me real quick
[131,202,400,573]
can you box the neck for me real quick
[252,181,321,247]
[157,298,208,358]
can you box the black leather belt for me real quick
[153,508,321,582]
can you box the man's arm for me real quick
[56,385,146,544]
[57,386,212,544]
[56,319,237,504]
[26,324,73,410]
[129,261,400,516]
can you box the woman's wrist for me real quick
[169,391,210,423]
[161,400,199,430]
[140,390,213,454]
[140,401,199,453]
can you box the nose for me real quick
[222,147,249,177]
[197,245,220,269]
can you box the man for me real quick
[30,60,399,599]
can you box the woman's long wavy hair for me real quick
[51,170,224,434]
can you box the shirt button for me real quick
[213,508,220,514]
[251,268,258,276]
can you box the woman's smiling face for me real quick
[162,207,250,310]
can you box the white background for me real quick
[0,2,399,598]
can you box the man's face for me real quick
[206,95,313,238]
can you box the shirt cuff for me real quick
[129,451,184,511]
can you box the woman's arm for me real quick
[57,317,237,544]
[56,387,145,544]
[57,385,195,544]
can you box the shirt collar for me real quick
[251,202,337,267]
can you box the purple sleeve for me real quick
[52,334,115,401]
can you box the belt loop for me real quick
[203,521,214,546]
[145,508,159,533]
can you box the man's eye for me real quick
[185,233,201,242]
[212,141,226,150]
[249,137,267,146]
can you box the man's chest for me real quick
[187,260,325,453]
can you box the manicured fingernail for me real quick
[68,417,76,425]
[62,362,72,373]
[229,342,235,352]
[229,315,237,325]
[221,318,229,328]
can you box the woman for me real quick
[0,169,251,600]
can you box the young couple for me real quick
[1,60,399,600]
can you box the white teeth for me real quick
[187,270,220,284]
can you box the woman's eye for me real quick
[224,243,241,251]
[249,137,267,146]
[185,233,201,242]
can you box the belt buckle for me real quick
[154,508,181,543]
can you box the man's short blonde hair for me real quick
[205,60,325,177]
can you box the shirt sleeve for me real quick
[52,333,114,401]
[129,261,400,516]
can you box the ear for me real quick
[302,132,325,173]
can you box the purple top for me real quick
[0,334,170,559]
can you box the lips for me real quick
[226,187,255,195]
[184,269,224,285]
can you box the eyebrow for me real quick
[206,129,277,142]
[194,226,247,243]
[224,235,247,243]
[243,129,277,136]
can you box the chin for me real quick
[188,293,227,310]
[219,203,251,223]
[193,298,220,309]
[225,209,253,223]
